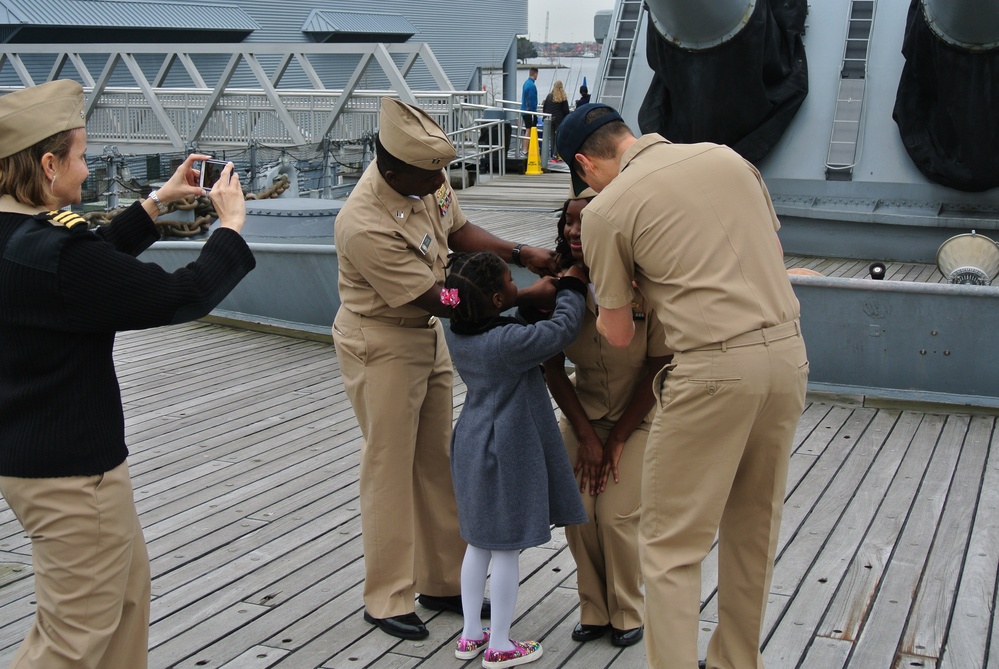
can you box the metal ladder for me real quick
[595,0,645,110]
[825,0,875,180]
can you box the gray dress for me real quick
[446,279,590,550]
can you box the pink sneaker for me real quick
[481,639,543,668]
[455,628,491,660]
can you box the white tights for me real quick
[461,545,519,651]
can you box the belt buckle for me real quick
[428,316,438,327]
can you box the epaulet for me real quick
[34,210,87,229]
[6,211,87,272]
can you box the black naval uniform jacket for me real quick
[0,202,255,478]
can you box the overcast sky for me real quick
[527,0,617,43]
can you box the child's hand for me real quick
[516,276,558,309]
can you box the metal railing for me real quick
[0,43,537,194]
[0,43,480,152]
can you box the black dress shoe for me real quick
[363,610,428,640]
[610,625,644,647]
[417,594,492,618]
[571,623,611,642]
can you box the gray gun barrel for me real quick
[646,0,757,50]
[922,0,999,49]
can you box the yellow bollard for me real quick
[525,126,543,175]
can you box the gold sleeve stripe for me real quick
[49,211,87,228]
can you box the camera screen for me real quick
[199,160,228,191]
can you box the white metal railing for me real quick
[492,97,552,161]
[59,87,486,151]
[0,43,486,152]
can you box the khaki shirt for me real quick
[582,135,799,353]
[564,288,670,424]
[335,161,466,319]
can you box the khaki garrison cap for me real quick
[0,80,86,159]
[569,186,598,200]
[378,97,456,170]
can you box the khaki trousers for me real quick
[0,462,150,669]
[561,419,646,631]
[641,329,808,669]
[333,307,465,618]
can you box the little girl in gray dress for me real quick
[443,251,589,668]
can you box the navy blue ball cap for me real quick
[556,102,624,195]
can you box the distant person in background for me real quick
[521,67,539,154]
[576,85,591,109]
[0,79,255,669]
[542,80,571,161]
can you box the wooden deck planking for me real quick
[0,317,997,665]
[939,422,999,669]
[0,172,993,666]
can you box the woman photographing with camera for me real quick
[0,79,255,669]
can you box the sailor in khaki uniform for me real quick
[544,190,672,649]
[557,104,809,669]
[332,98,556,640]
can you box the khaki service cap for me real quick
[378,97,456,170]
[0,80,86,159]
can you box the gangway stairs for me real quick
[825,0,875,180]
[595,0,644,110]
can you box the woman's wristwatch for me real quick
[148,190,169,214]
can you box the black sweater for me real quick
[0,203,255,477]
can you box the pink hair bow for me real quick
[439,288,460,306]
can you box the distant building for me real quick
[0,0,527,98]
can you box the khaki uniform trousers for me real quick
[0,461,150,669]
[641,323,808,669]
[333,307,465,618]
[561,419,646,631]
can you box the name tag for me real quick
[419,234,432,255]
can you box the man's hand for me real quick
[519,246,559,276]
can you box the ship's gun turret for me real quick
[646,0,756,49]
[894,0,999,192]
[638,0,809,163]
